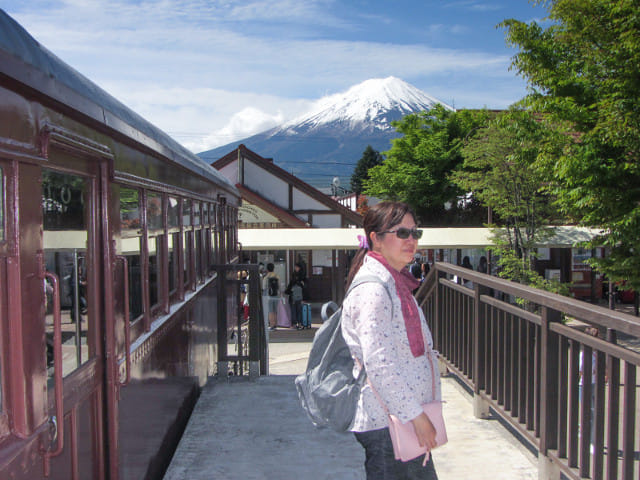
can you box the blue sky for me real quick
[2,1,549,153]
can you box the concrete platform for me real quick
[163,324,539,480]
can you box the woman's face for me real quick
[371,213,418,271]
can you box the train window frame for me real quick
[211,202,219,265]
[148,233,164,315]
[145,191,165,319]
[168,230,180,302]
[167,196,181,303]
[194,228,203,284]
[168,196,180,230]
[146,191,163,233]
[0,258,7,431]
[201,202,209,226]
[117,185,145,334]
[193,201,201,226]
[0,161,14,435]
[193,201,203,283]
[119,186,142,237]
[0,165,5,244]
[182,199,192,229]
[181,199,194,291]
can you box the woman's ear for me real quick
[369,232,379,249]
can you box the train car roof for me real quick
[0,9,237,196]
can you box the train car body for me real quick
[0,10,239,479]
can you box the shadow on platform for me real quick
[163,373,539,480]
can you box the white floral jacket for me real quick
[341,255,441,432]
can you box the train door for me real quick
[40,164,107,479]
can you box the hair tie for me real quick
[357,234,369,250]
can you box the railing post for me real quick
[473,282,490,419]
[433,268,446,363]
[216,266,229,376]
[247,264,263,378]
[539,306,561,480]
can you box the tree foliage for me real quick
[453,108,560,266]
[453,107,566,292]
[350,145,384,194]
[502,0,640,290]
[363,104,490,224]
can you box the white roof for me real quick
[238,226,598,250]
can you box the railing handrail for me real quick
[417,261,640,480]
[428,261,640,336]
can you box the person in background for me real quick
[342,201,441,479]
[477,256,488,274]
[262,263,280,331]
[410,253,423,281]
[285,263,306,330]
[421,261,431,281]
[460,256,473,288]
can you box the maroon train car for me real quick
[0,10,240,479]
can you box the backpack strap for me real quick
[346,274,394,302]
[343,274,395,384]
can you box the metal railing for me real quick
[415,262,640,480]
[215,264,267,377]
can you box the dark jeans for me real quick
[355,428,438,480]
[292,300,302,326]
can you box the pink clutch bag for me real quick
[388,400,448,465]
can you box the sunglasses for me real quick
[379,227,423,240]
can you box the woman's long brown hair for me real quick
[345,201,416,290]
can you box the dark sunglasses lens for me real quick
[395,228,411,239]
[390,228,423,239]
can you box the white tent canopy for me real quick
[238,226,597,251]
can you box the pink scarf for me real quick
[367,251,425,358]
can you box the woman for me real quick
[342,201,441,479]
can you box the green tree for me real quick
[350,146,384,194]
[364,104,490,223]
[453,108,566,294]
[502,0,640,290]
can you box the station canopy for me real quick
[238,226,597,251]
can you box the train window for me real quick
[211,204,219,264]
[147,192,163,231]
[168,196,179,229]
[42,170,92,378]
[202,203,209,226]
[193,201,201,226]
[194,229,202,282]
[168,232,179,296]
[119,187,140,232]
[183,200,192,227]
[149,235,161,309]
[123,237,143,322]
[0,166,4,241]
[183,231,192,289]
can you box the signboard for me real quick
[238,202,278,224]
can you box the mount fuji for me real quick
[197,77,453,190]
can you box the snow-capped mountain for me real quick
[276,77,449,135]
[198,77,452,189]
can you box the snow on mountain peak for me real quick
[278,77,452,134]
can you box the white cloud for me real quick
[195,107,284,152]
[6,0,528,152]
[99,82,313,152]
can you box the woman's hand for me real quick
[411,412,437,450]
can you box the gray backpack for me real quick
[294,275,392,432]
[291,284,303,302]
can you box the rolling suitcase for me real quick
[301,302,312,328]
[277,298,291,328]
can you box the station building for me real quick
[212,145,603,305]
